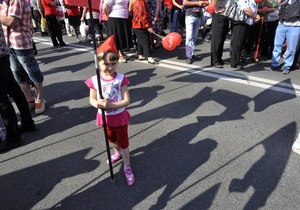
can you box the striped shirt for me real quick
[0,0,33,49]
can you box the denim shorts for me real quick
[9,48,44,84]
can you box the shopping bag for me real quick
[79,21,89,38]
[41,17,47,32]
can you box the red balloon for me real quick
[207,3,215,14]
[162,32,182,51]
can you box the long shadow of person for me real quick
[128,86,164,110]
[130,87,213,124]
[229,122,296,210]
[125,68,157,87]
[133,122,218,210]
[51,120,217,209]
[253,79,296,112]
[0,148,99,209]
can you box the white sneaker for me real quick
[292,134,300,155]
[35,100,45,115]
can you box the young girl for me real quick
[85,35,135,186]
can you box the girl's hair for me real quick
[97,51,119,61]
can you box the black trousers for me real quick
[45,14,64,46]
[210,13,229,66]
[230,22,251,67]
[0,55,21,142]
[133,28,151,58]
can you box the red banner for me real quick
[64,0,100,9]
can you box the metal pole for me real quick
[87,0,115,182]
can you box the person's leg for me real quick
[210,13,229,66]
[12,49,45,114]
[271,24,286,67]
[45,15,59,46]
[133,29,144,58]
[283,26,300,69]
[191,16,202,56]
[0,55,22,151]
[7,71,35,131]
[230,23,249,67]
[185,15,194,59]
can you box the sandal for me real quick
[118,56,127,63]
[124,166,135,186]
[107,151,122,164]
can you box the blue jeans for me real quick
[272,24,300,69]
[185,15,202,58]
[9,48,44,84]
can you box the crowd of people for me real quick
[0,0,300,186]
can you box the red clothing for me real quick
[62,0,80,16]
[164,0,173,9]
[132,0,152,29]
[67,6,80,16]
[42,0,57,16]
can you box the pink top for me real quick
[85,72,131,127]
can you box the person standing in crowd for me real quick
[266,0,300,74]
[63,1,81,42]
[0,24,23,153]
[148,0,164,48]
[257,0,279,59]
[163,0,173,30]
[103,0,133,63]
[0,0,46,115]
[210,0,230,68]
[81,7,101,43]
[42,0,67,47]
[170,0,185,36]
[183,0,208,64]
[31,0,43,34]
[85,35,135,186]
[229,0,260,69]
[129,0,158,64]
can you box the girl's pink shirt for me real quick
[85,73,131,127]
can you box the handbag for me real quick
[79,21,89,38]
[224,0,248,23]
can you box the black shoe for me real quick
[186,57,193,64]
[19,124,36,133]
[214,64,223,68]
[0,139,23,153]
[60,42,67,47]
[192,54,201,60]
[232,65,244,70]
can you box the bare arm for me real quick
[172,0,184,9]
[0,15,19,29]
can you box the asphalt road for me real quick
[1,32,300,210]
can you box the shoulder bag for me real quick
[224,0,248,23]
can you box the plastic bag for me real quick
[79,21,89,38]
[41,17,47,32]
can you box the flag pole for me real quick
[87,0,115,182]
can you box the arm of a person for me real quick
[37,0,44,17]
[81,7,87,21]
[172,0,184,9]
[0,15,19,29]
[154,0,162,21]
[129,0,134,12]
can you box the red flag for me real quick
[64,0,100,9]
